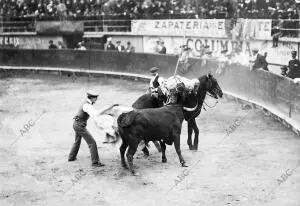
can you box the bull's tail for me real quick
[117,111,138,128]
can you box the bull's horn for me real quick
[183,103,198,111]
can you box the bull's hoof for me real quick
[122,163,128,169]
[188,145,194,150]
[181,162,188,167]
[162,158,167,163]
[131,170,140,176]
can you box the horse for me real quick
[132,73,223,151]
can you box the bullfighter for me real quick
[68,89,116,167]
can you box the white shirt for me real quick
[82,98,98,117]
[250,53,258,63]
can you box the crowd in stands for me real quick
[1,0,300,38]
[0,0,299,20]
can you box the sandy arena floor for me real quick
[0,73,299,206]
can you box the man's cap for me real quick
[150,67,159,73]
[116,40,121,43]
[252,48,259,52]
[292,50,297,55]
[87,89,99,97]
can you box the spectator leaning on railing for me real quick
[249,48,268,72]
[125,41,135,53]
[287,50,300,79]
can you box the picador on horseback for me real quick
[148,66,200,105]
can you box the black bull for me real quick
[117,104,194,175]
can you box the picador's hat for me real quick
[87,89,99,98]
[150,67,159,73]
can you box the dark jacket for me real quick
[288,58,300,79]
[159,46,166,54]
[106,43,116,51]
[252,54,268,71]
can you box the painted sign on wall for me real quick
[132,19,227,38]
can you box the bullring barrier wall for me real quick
[0,49,299,135]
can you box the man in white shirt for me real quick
[68,90,117,167]
[149,67,166,98]
[116,40,125,52]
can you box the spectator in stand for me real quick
[116,40,125,52]
[76,41,86,50]
[125,41,135,53]
[49,40,58,49]
[57,0,67,20]
[106,37,115,51]
[65,0,74,16]
[158,41,166,54]
[57,41,65,49]
[272,14,284,48]
[287,51,300,79]
[155,40,161,53]
[250,48,268,72]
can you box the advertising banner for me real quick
[143,36,298,68]
[132,19,227,38]
[0,36,63,49]
[231,19,272,40]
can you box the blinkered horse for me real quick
[132,73,223,151]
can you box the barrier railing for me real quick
[272,19,300,38]
[1,17,300,39]
[0,49,299,135]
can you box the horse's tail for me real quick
[117,111,138,128]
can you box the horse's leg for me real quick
[153,141,162,152]
[141,141,150,156]
[126,141,140,175]
[187,121,194,150]
[120,139,128,169]
[191,118,199,151]
[159,141,167,163]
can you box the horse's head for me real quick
[204,73,223,99]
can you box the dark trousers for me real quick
[68,121,100,164]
